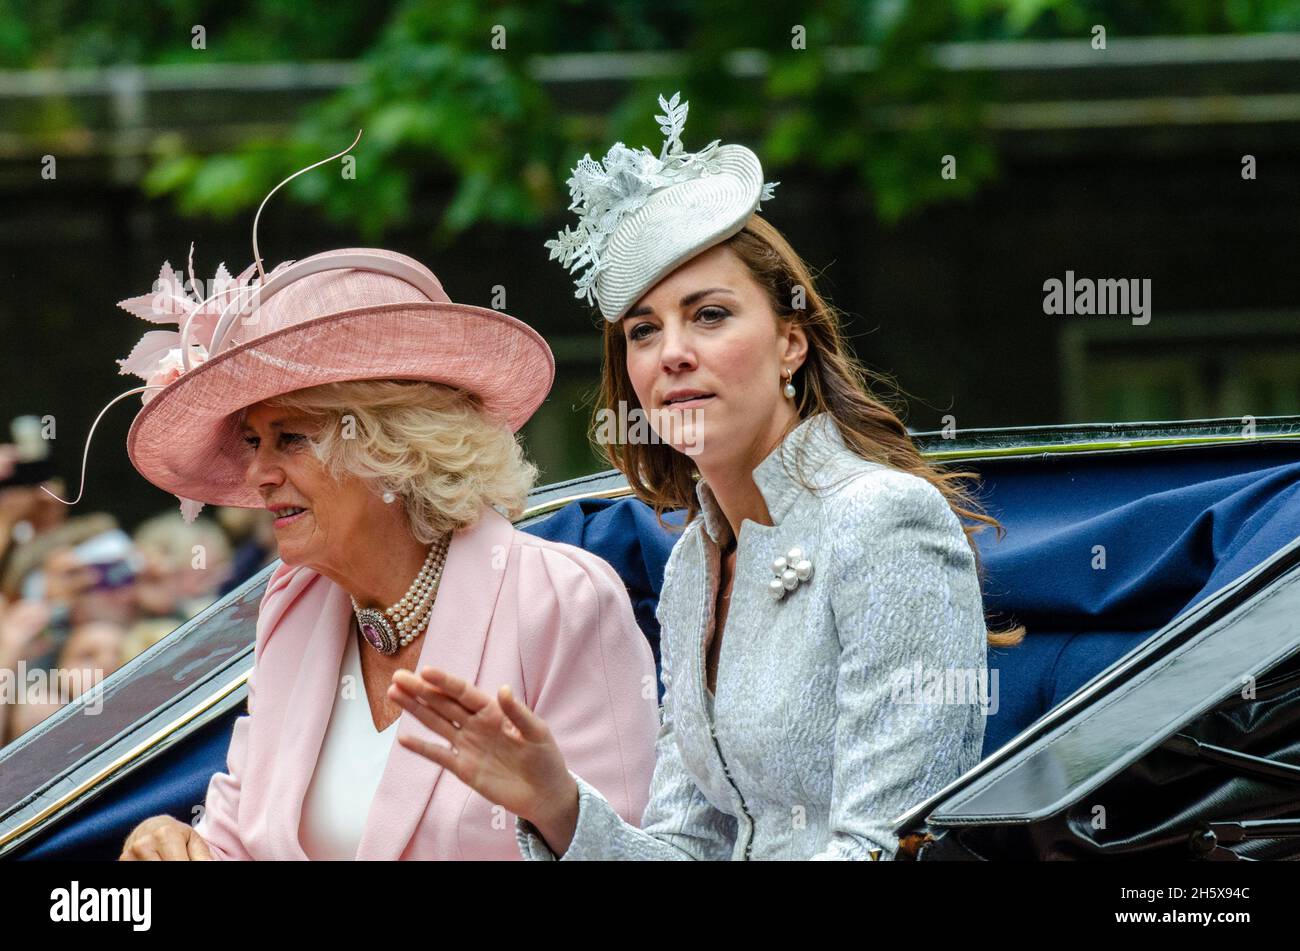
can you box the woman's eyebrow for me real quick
[624,286,736,320]
[238,418,299,434]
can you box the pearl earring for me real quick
[782,368,796,400]
[382,490,396,504]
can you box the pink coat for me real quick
[194,505,659,860]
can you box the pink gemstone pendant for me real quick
[355,607,399,655]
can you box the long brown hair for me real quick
[594,213,1024,648]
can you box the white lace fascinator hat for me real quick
[545,92,779,322]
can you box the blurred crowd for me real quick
[0,423,278,747]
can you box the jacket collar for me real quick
[694,412,849,547]
[268,504,515,860]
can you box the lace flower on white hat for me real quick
[545,91,778,307]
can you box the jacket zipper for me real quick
[700,533,755,860]
[707,719,754,859]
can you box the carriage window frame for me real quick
[1060,310,1300,424]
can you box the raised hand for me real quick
[42,548,98,604]
[389,667,579,853]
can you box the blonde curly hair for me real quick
[238,379,537,542]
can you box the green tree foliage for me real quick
[3,0,1298,237]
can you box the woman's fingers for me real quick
[388,681,462,743]
[421,691,478,731]
[187,830,213,861]
[418,666,491,713]
[121,830,180,861]
[391,668,474,718]
[390,676,519,750]
[392,668,485,729]
[154,828,191,861]
[391,668,539,758]
[118,817,203,862]
[497,685,549,743]
[397,731,461,774]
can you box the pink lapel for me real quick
[267,570,351,860]
[354,505,515,859]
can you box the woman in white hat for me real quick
[390,93,1024,860]
[42,140,660,860]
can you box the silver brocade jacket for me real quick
[518,412,989,860]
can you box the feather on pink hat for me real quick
[45,132,554,523]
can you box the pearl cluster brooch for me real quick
[769,546,813,600]
[351,531,452,655]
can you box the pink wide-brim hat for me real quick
[125,246,554,510]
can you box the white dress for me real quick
[298,620,399,860]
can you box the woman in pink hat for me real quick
[42,141,660,860]
[389,93,1024,860]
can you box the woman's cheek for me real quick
[626,353,656,401]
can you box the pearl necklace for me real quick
[350,531,452,656]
